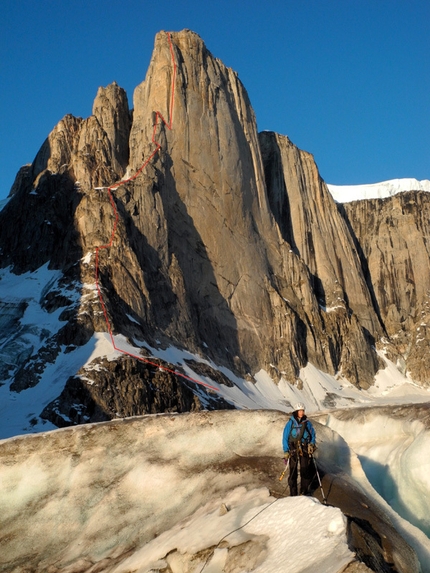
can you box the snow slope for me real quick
[327,178,430,203]
[1,260,430,439]
[0,411,352,573]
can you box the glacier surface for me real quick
[3,409,430,573]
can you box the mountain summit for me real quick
[1,30,429,434]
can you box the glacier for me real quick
[2,409,430,572]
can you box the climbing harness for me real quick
[289,419,310,454]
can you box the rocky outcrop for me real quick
[40,354,234,427]
[92,81,131,175]
[0,82,131,273]
[0,170,81,272]
[30,82,131,190]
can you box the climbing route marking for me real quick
[94,32,218,393]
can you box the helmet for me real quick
[294,402,305,411]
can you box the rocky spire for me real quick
[92,81,131,175]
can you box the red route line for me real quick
[94,32,218,393]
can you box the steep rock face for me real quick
[0,29,394,424]
[88,30,381,385]
[260,132,381,334]
[92,81,131,175]
[260,132,383,386]
[119,30,280,373]
[341,192,430,384]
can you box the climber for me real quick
[282,402,317,496]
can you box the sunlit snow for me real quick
[0,411,377,573]
[327,178,430,203]
[2,409,430,572]
[320,408,430,538]
[114,492,352,573]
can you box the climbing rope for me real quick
[199,475,290,572]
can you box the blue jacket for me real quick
[282,414,316,452]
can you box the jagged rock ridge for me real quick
[0,29,429,428]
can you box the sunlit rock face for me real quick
[1,31,381,389]
[259,131,383,388]
[0,29,429,431]
[0,410,421,573]
[340,193,430,384]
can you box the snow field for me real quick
[3,399,430,571]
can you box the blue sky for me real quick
[1,0,429,200]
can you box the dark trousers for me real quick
[288,450,314,496]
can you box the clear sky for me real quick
[1,0,429,200]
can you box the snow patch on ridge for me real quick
[114,489,352,573]
[327,178,430,203]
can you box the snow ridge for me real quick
[327,178,430,203]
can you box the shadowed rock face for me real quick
[0,29,428,424]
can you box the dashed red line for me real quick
[94,32,218,393]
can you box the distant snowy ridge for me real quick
[327,178,430,203]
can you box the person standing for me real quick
[282,402,316,496]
